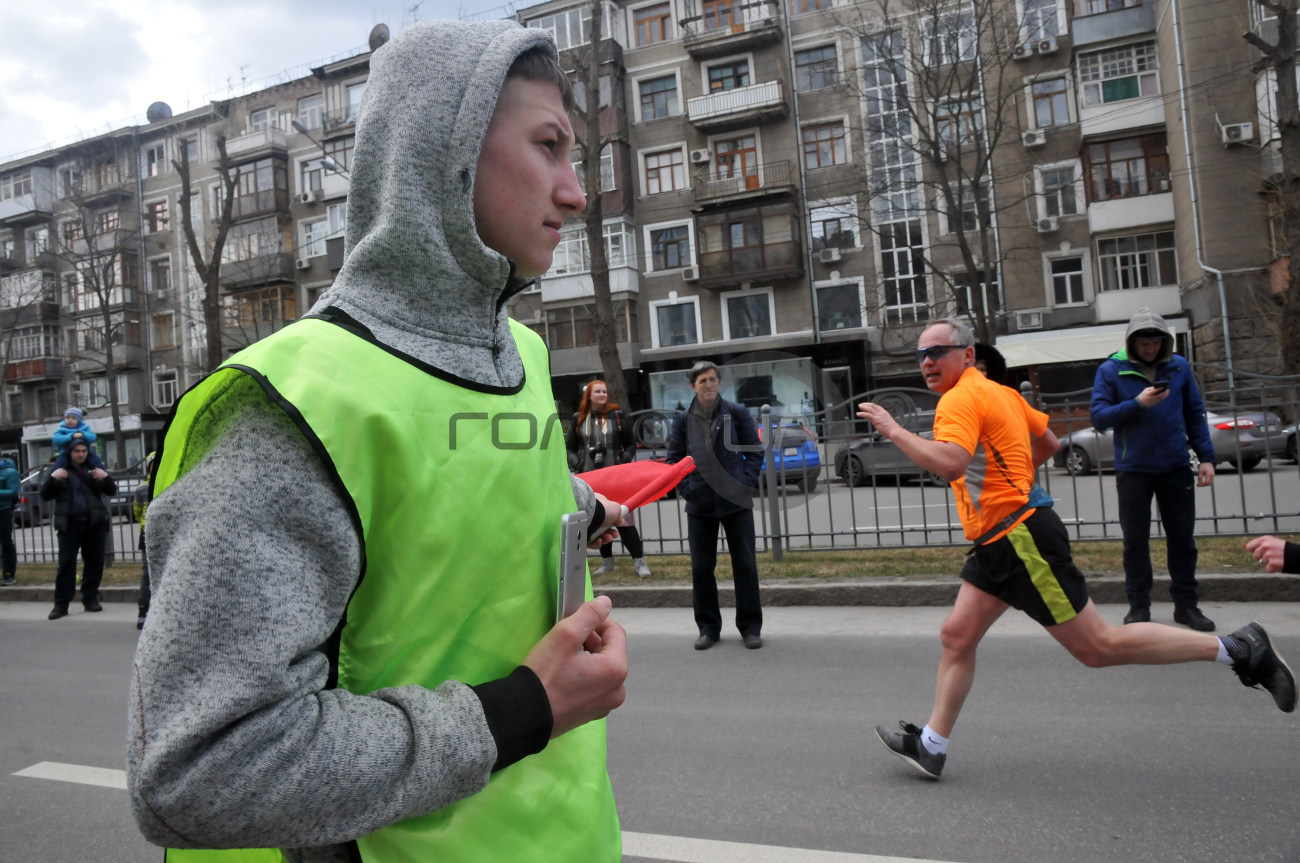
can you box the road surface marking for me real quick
[14,761,127,790]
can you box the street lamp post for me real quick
[291,119,349,177]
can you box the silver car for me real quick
[1054,409,1289,475]
[833,411,947,487]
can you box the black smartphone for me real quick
[1152,381,1169,392]
[556,511,591,622]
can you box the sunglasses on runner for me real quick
[914,344,967,363]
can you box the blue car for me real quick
[756,420,821,493]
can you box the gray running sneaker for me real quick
[875,721,945,779]
[1228,622,1297,713]
[633,558,652,578]
[594,558,616,576]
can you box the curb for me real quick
[5,573,1295,608]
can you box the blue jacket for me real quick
[1090,350,1215,473]
[0,458,18,511]
[53,421,97,455]
[667,396,763,518]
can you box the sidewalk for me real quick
[3,572,1297,608]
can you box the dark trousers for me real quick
[599,524,645,559]
[53,520,107,608]
[0,506,15,575]
[687,509,762,638]
[1117,468,1199,609]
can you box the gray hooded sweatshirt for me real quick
[128,21,597,861]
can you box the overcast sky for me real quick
[0,0,516,163]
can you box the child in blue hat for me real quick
[51,407,107,471]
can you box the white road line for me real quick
[14,761,127,790]
[14,764,961,863]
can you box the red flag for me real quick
[577,457,695,511]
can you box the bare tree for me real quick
[578,0,631,408]
[0,261,59,427]
[174,136,239,375]
[825,0,1042,345]
[1246,0,1300,374]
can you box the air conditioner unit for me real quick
[1016,311,1044,330]
[298,189,324,204]
[1036,37,1058,55]
[296,258,312,271]
[1021,128,1047,147]
[1012,42,1034,61]
[689,148,712,165]
[819,247,842,264]
[1221,122,1255,145]
[1036,216,1059,233]
[681,266,699,282]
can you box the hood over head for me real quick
[1124,307,1173,365]
[315,20,559,388]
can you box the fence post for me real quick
[761,404,784,562]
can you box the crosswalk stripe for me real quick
[14,761,127,789]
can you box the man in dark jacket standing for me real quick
[1091,308,1216,631]
[40,438,116,619]
[0,456,18,585]
[667,361,764,650]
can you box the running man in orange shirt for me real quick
[857,318,1295,780]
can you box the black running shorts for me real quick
[959,507,1090,627]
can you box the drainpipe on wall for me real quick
[133,128,160,417]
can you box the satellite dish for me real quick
[369,23,390,51]
[146,101,173,123]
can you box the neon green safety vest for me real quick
[154,316,620,863]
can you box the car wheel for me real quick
[1288,433,1298,464]
[1231,456,1262,472]
[844,456,866,487]
[795,473,819,494]
[1064,446,1092,476]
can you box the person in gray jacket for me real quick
[128,21,626,861]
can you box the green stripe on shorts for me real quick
[1006,522,1077,624]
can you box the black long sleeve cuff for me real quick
[471,665,553,772]
[588,500,606,540]
[1285,541,1300,576]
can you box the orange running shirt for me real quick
[932,367,1049,543]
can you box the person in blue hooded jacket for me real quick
[1090,308,1217,632]
[0,455,18,585]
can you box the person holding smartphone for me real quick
[1090,308,1218,631]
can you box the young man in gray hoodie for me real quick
[128,21,627,862]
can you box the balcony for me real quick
[79,172,134,206]
[4,357,62,383]
[0,167,55,227]
[0,255,16,274]
[1073,0,1156,48]
[226,127,289,160]
[220,252,297,289]
[693,158,798,204]
[1088,190,1174,233]
[687,80,789,132]
[1095,284,1180,322]
[695,198,804,288]
[681,0,782,59]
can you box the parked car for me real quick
[13,466,49,527]
[756,420,821,493]
[833,412,947,488]
[1053,409,1289,475]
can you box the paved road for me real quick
[3,601,1298,862]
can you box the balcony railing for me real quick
[694,158,797,202]
[4,357,61,383]
[687,79,788,130]
[225,127,289,159]
[681,1,782,58]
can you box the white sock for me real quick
[1215,638,1232,665]
[920,725,949,755]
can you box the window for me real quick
[790,0,831,13]
[643,148,686,195]
[649,224,692,271]
[708,60,750,92]
[936,99,983,148]
[222,286,296,329]
[634,3,671,45]
[948,270,999,318]
[59,167,82,197]
[1023,0,1061,39]
[639,75,679,120]
[1086,134,1169,201]
[221,216,283,265]
[149,258,170,297]
[0,170,32,201]
[250,107,278,132]
[1050,256,1086,305]
[571,75,613,113]
[151,314,175,349]
[795,46,838,91]
[298,94,324,130]
[226,156,287,219]
[571,144,615,195]
[346,84,366,122]
[0,236,11,260]
[95,210,119,236]
[38,386,57,420]
[545,221,636,276]
[1039,163,1081,216]
[1097,231,1177,292]
[802,121,848,169]
[324,137,355,173]
[1079,41,1158,106]
[808,202,857,251]
[27,226,48,256]
[63,219,83,244]
[922,14,976,65]
[723,291,774,339]
[880,221,928,324]
[817,283,863,330]
[145,144,166,177]
[1031,78,1069,128]
[8,394,21,424]
[180,137,198,165]
[325,201,347,238]
[80,374,128,407]
[9,325,58,360]
[528,6,598,50]
[701,0,738,31]
[154,370,178,408]
[1078,0,1139,14]
[943,184,990,234]
[144,199,169,233]
[302,219,328,258]
[650,297,701,347]
[301,158,324,193]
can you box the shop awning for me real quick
[995,319,1187,368]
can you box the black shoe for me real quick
[1173,606,1215,632]
[0,573,14,586]
[1228,622,1297,712]
[48,605,68,620]
[1123,606,1150,624]
[83,599,103,613]
[694,633,718,651]
[742,633,763,650]
[875,721,945,779]
[137,615,146,631]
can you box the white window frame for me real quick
[1043,251,1090,308]
[144,144,167,178]
[630,0,674,48]
[1035,159,1084,219]
[143,198,169,234]
[250,107,278,133]
[648,295,702,348]
[571,144,616,194]
[939,182,990,235]
[1027,74,1072,129]
[921,13,976,66]
[346,82,367,122]
[807,198,860,251]
[800,116,851,170]
[794,44,840,93]
[634,71,683,123]
[702,54,754,94]
[297,93,324,130]
[720,287,776,340]
[814,278,867,332]
[148,256,171,298]
[935,96,984,149]
[1019,0,1063,41]
[154,368,179,408]
[643,219,696,274]
[302,219,329,258]
[1097,230,1177,292]
[1078,41,1158,107]
[639,144,688,196]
